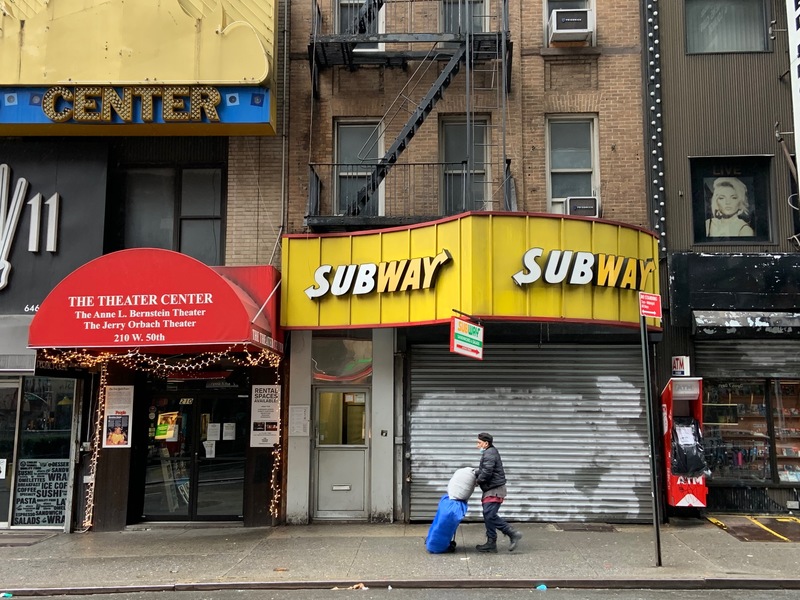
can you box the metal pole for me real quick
[640,315,662,567]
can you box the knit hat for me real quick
[478,432,493,444]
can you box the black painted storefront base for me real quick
[707,485,800,514]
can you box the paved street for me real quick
[22,589,800,600]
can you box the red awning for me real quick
[29,249,282,353]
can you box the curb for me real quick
[5,579,800,595]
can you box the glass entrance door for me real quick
[0,382,20,527]
[143,393,248,520]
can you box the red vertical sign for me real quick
[638,292,662,319]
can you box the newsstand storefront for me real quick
[668,253,800,514]
[25,249,283,532]
[281,212,662,524]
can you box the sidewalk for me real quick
[1,518,800,595]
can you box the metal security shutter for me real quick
[408,344,651,523]
[695,340,800,379]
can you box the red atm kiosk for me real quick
[661,377,707,507]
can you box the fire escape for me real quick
[306,0,514,231]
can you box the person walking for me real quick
[474,432,523,552]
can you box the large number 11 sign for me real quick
[0,163,60,291]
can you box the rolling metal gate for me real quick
[695,339,800,378]
[408,344,652,523]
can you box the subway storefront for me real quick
[280,213,662,524]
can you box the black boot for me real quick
[507,529,523,552]
[476,539,497,553]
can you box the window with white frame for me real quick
[685,0,768,54]
[547,118,597,214]
[339,0,383,50]
[336,122,383,216]
[547,0,588,12]
[442,0,486,34]
[442,118,488,215]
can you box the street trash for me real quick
[332,583,369,590]
[535,584,547,591]
[0,594,13,598]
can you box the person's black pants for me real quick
[482,500,511,541]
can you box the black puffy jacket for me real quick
[475,446,507,492]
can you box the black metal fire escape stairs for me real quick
[308,0,512,228]
[349,45,466,215]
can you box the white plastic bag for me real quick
[447,467,477,500]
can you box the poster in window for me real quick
[251,384,281,447]
[692,157,771,243]
[155,411,180,442]
[102,385,133,448]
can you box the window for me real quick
[685,0,768,54]
[547,0,588,14]
[442,119,489,215]
[123,167,223,265]
[442,0,486,34]
[691,157,771,243]
[703,379,800,484]
[336,122,383,215]
[312,335,373,384]
[547,118,597,214]
[338,0,383,50]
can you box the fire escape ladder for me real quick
[349,44,467,215]
[352,0,385,34]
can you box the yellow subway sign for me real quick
[281,213,660,329]
[305,250,452,298]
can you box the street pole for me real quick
[640,315,662,567]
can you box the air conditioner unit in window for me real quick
[566,196,601,218]
[548,9,594,44]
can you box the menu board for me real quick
[13,459,70,526]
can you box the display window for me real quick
[12,376,76,527]
[702,379,800,485]
[771,380,800,483]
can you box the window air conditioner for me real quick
[548,9,594,44]
[566,196,601,218]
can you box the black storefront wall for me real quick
[0,141,108,315]
[669,253,800,328]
